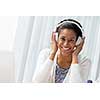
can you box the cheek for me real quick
[70,43,76,49]
[57,41,63,48]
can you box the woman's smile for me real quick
[62,47,70,51]
[61,46,72,54]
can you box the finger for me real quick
[72,47,76,53]
[73,46,77,51]
[51,32,55,41]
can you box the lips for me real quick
[61,47,72,54]
[63,47,70,51]
[62,47,71,51]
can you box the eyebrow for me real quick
[60,35,76,39]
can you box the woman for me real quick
[32,19,91,83]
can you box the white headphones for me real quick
[56,20,84,34]
[54,20,85,45]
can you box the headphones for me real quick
[54,19,84,45]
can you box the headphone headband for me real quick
[56,20,84,33]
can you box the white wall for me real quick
[0,16,18,52]
[0,51,15,82]
[0,16,18,82]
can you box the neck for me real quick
[57,52,72,69]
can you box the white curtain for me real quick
[14,16,100,82]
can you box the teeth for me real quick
[63,47,70,50]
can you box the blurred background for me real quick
[1,16,100,82]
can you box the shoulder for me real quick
[36,48,51,70]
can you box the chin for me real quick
[61,51,72,57]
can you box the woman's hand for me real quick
[72,37,85,64]
[49,32,58,61]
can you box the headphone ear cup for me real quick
[56,26,59,33]
[55,32,58,41]
[76,36,82,45]
[53,26,58,41]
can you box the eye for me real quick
[60,37,65,41]
[68,39,75,43]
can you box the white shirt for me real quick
[32,48,91,83]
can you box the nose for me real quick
[64,40,68,46]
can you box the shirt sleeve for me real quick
[32,48,54,83]
[79,58,91,82]
[68,64,82,82]
[68,58,91,83]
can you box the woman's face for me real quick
[57,29,77,56]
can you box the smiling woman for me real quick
[14,16,100,83]
[32,19,91,83]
